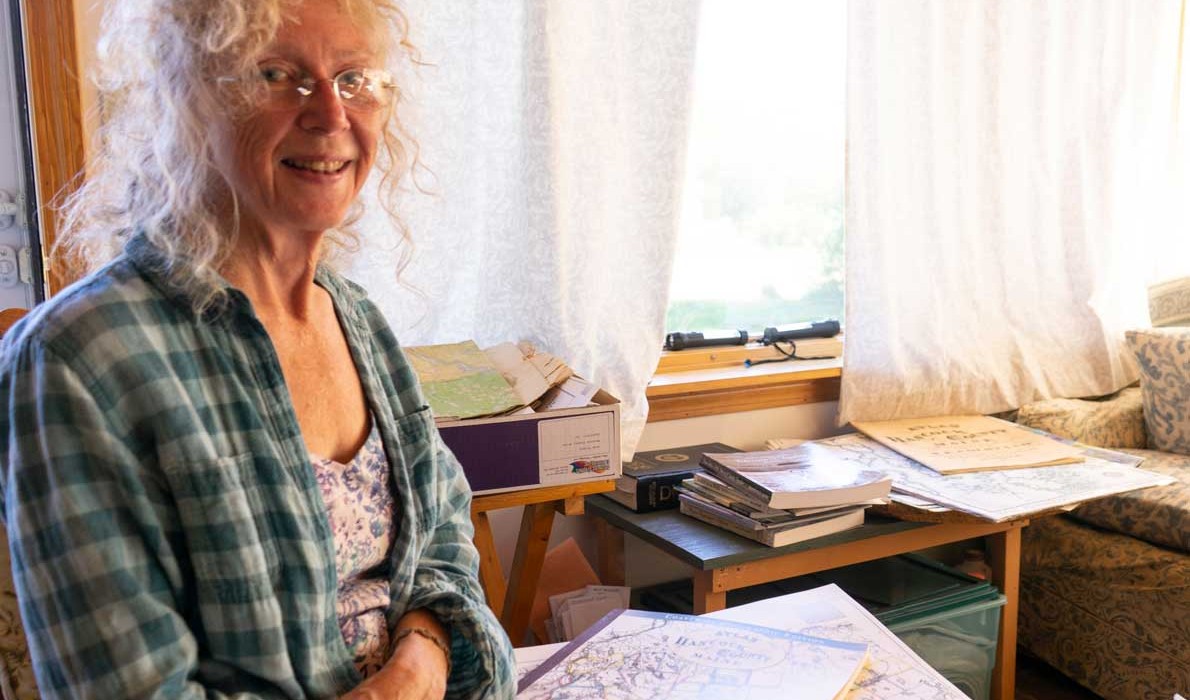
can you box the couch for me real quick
[0,527,34,700]
[1015,382,1190,700]
[0,308,35,700]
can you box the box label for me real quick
[537,413,615,484]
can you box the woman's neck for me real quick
[221,225,327,321]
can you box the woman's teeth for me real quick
[283,159,347,173]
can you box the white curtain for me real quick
[348,2,701,459]
[840,0,1186,425]
[1161,1,1190,287]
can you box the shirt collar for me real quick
[125,230,366,326]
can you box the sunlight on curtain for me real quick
[840,0,1185,425]
[1155,0,1190,288]
[347,2,701,459]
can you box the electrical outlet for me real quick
[0,245,19,287]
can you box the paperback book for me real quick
[678,473,876,523]
[678,494,867,547]
[517,608,869,699]
[700,442,892,510]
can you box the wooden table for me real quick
[470,479,616,644]
[587,495,1028,700]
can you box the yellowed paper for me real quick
[851,415,1084,475]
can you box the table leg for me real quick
[987,524,1023,700]
[471,510,506,613]
[596,519,626,586]
[692,570,726,613]
[502,502,556,645]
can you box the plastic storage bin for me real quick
[882,592,1005,700]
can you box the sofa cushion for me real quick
[1016,387,1146,449]
[1068,448,1189,553]
[1127,328,1190,456]
[0,526,36,699]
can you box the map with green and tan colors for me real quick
[405,341,522,420]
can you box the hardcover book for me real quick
[610,442,740,513]
[700,442,892,510]
[623,442,739,477]
[518,608,869,699]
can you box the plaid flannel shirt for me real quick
[0,234,514,698]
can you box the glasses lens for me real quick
[335,69,393,111]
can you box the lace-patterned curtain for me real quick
[840,0,1186,425]
[349,2,701,458]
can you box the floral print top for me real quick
[311,424,394,678]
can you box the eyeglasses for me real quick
[218,65,397,112]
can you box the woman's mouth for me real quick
[281,158,350,174]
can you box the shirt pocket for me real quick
[392,406,441,535]
[161,452,278,604]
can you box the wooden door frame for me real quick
[18,0,85,296]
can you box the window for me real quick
[665,1,846,335]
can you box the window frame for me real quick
[647,343,841,422]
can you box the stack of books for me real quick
[606,442,740,513]
[677,443,893,547]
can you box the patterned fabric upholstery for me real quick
[1147,276,1190,327]
[1017,384,1190,700]
[1016,391,1188,553]
[0,526,36,700]
[0,309,35,700]
[1016,386,1147,449]
[1020,515,1190,700]
[1127,328,1190,455]
[1068,449,1190,554]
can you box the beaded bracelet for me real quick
[393,626,452,677]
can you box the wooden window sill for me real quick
[646,344,842,422]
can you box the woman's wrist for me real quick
[392,625,452,677]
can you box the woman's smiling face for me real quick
[210,0,387,240]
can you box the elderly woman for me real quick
[0,0,514,697]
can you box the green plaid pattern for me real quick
[0,234,514,698]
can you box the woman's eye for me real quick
[258,66,295,85]
[338,70,367,90]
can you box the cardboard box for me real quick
[438,389,621,495]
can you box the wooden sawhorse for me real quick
[470,479,615,644]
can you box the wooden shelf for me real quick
[646,357,842,422]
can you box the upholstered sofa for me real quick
[0,309,35,700]
[1016,381,1190,699]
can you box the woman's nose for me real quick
[297,79,350,132]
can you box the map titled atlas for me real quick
[517,609,867,699]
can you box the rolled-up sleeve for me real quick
[393,405,515,700]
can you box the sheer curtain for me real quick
[348,2,701,458]
[840,0,1186,425]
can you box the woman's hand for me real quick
[339,610,450,700]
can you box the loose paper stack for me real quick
[851,414,1085,475]
[814,431,1173,522]
[406,340,588,421]
[544,585,631,643]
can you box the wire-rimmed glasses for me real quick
[217,65,397,112]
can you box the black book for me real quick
[607,442,740,513]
